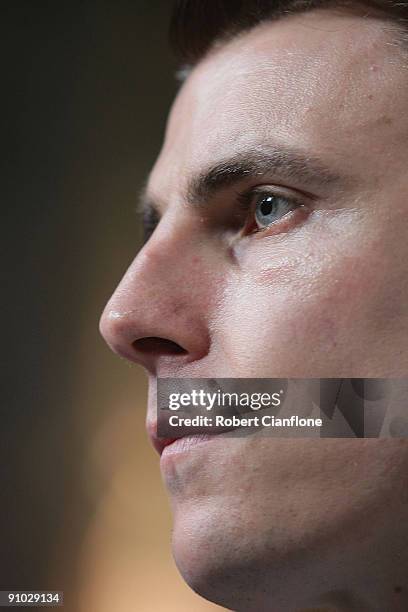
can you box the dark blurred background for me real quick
[2,2,222,610]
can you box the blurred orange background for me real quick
[4,2,224,610]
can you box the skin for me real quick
[100,8,408,612]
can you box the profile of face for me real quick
[100,8,408,611]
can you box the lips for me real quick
[148,421,220,457]
[152,433,178,455]
[146,393,222,456]
[146,415,247,456]
[145,377,253,456]
[147,416,228,456]
[146,419,176,455]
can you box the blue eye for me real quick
[254,194,296,229]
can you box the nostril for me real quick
[133,336,187,356]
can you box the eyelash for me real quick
[236,186,307,235]
[143,206,160,244]
[142,186,309,244]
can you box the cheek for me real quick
[216,217,404,376]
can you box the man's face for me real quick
[100,9,408,611]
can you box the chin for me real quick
[166,438,408,610]
[170,501,317,612]
[171,512,255,610]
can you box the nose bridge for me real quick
[100,223,215,370]
[110,227,210,318]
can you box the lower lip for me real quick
[161,433,215,458]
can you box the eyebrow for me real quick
[139,144,345,218]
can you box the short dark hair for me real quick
[170,0,408,65]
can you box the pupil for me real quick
[260,197,274,216]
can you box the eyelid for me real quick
[142,205,161,244]
[248,183,315,203]
[236,183,312,237]
[236,183,313,217]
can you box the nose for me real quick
[99,223,212,374]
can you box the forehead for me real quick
[150,9,407,195]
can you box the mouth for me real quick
[149,430,177,456]
[145,418,177,455]
[145,377,263,458]
[147,420,218,456]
